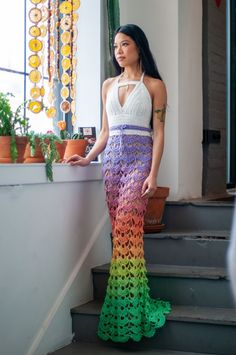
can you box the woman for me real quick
[66,24,171,342]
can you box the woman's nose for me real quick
[117,46,123,54]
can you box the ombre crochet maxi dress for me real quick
[98,73,171,342]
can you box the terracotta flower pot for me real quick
[144,186,170,233]
[15,136,28,163]
[55,140,67,162]
[24,138,45,163]
[0,136,12,163]
[64,139,88,160]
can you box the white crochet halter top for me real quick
[106,72,152,136]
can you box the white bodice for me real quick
[106,73,152,136]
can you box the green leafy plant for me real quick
[27,131,62,182]
[0,92,30,162]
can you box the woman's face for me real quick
[114,32,140,68]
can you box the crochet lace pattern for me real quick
[98,133,171,342]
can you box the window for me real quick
[0,0,102,139]
[0,0,53,133]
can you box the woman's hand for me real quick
[64,154,91,166]
[141,175,157,198]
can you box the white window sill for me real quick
[0,162,103,186]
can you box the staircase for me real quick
[49,199,236,355]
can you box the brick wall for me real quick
[202,0,227,196]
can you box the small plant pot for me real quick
[55,140,67,162]
[64,139,88,160]
[0,136,12,163]
[144,186,170,233]
[24,138,45,163]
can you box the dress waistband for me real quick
[110,124,151,135]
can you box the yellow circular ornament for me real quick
[61,31,71,44]
[59,1,72,14]
[72,114,76,126]
[72,12,79,22]
[30,87,41,99]
[71,71,77,84]
[39,24,47,37]
[72,57,77,67]
[40,86,45,97]
[71,100,76,114]
[61,44,71,57]
[60,16,71,31]
[50,36,55,46]
[61,57,71,71]
[60,86,69,99]
[46,107,57,118]
[29,54,41,68]
[29,69,42,83]
[29,8,42,23]
[29,38,43,52]
[61,73,70,86]
[72,0,81,11]
[72,28,78,41]
[28,100,43,113]
[30,0,42,4]
[70,86,76,99]
[29,25,41,37]
[60,100,71,113]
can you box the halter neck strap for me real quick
[118,72,145,84]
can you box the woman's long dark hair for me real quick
[112,24,162,80]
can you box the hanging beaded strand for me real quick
[70,1,80,126]
[46,0,57,118]
[59,1,73,115]
[28,0,44,114]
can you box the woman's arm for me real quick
[65,79,111,166]
[141,79,167,197]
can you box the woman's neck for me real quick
[121,66,143,80]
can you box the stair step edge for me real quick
[71,300,236,326]
[144,230,230,239]
[48,342,216,355]
[92,263,229,280]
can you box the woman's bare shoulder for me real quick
[144,76,166,92]
[102,76,118,92]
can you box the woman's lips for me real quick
[117,57,125,61]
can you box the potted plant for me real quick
[144,186,170,233]
[24,131,63,182]
[57,120,88,160]
[0,92,30,163]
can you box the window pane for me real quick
[0,2,24,71]
[0,71,24,111]
[26,79,53,133]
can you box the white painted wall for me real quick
[0,178,111,355]
[178,0,203,199]
[119,0,203,200]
